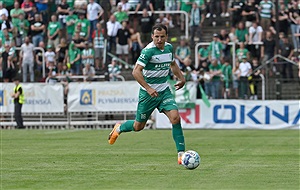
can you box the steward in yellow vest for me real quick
[11,77,25,129]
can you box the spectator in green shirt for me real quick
[10,2,24,27]
[221,58,232,99]
[235,21,249,43]
[1,28,13,45]
[208,33,223,62]
[75,13,90,41]
[175,38,191,71]
[236,42,250,62]
[114,4,129,23]
[108,57,121,81]
[68,42,81,75]
[81,41,95,67]
[198,44,209,66]
[66,0,74,8]
[1,0,14,10]
[66,9,78,43]
[15,12,29,46]
[47,14,61,49]
[208,58,222,99]
[178,0,193,31]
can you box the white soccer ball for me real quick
[181,150,201,170]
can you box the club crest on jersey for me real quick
[140,54,146,60]
[141,113,146,119]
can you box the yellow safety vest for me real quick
[13,84,24,104]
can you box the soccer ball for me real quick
[181,150,201,170]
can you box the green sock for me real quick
[119,120,135,133]
[172,123,185,152]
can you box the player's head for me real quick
[151,24,168,50]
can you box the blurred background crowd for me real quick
[0,0,299,100]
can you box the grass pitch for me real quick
[1,129,299,190]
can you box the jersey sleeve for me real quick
[136,48,151,67]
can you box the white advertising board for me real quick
[67,81,197,112]
[67,82,140,112]
[0,83,64,113]
[156,100,300,129]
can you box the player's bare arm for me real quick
[132,64,158,97]
[170,60,186,90]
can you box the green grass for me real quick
[1,129,299,190]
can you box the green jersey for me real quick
[69,47,81,65]
[10,8,24,26]
[48,21,61,36]
[137,42,174,92]
[76,19,90,38]
[0,0,14,8]
[1,32,13,45]
[15,19,30,36]
[236,48,249,61]
[209,64,222,81]
[175,46,191,60]
[235,29,248,42]
[259,1,274,19]
[194,0,205,7]
[221,64,232,88]
[66,0,74,8]
[81,48,95,66]
[93,29,104,48]
[221,64,232,81]
[114,11,129,23]
[180,0,193,12]
[198,47,209,58]
[66,15,78,34]
[108,64,121,81]
[208,41,223,59]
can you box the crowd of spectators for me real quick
[183,0,300,100]
[0,0,299,100]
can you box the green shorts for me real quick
[135,88,178,122]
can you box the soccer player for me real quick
[108,23,186,165]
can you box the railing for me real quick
[107,52,134,69]
[15,47,46,78]
[195,41,265,69]
[128,10,189,39]
[252,54,298,100]
[259,73,265,100]
[45,75,125,83]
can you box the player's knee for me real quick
[170,115,181,124]
[133,123,145,131]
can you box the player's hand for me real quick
[147,87,158,97]
[175,80,185,91]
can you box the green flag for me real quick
[199,84,211,107]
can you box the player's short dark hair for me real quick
[152,24,168,35]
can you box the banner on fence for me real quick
[68,82,140,112]
[67,81,197,112]
[156,100,300,129]
[0,83,64,113]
